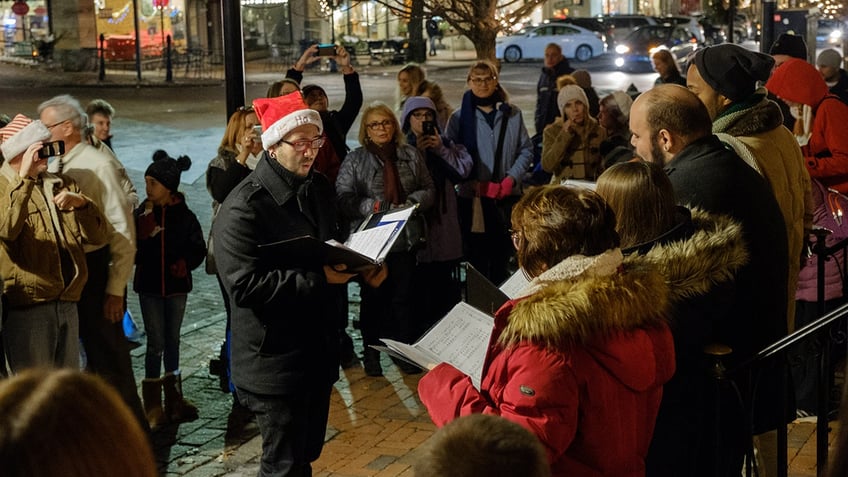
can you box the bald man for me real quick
[631,84,790,477]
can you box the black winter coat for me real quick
[133,195,206,296]
[665,135,791,434]
[534,58,573,135]
[211,154,341,396]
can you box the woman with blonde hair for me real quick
[397,63,426,109]
[416,79,453,131]
[446,59,533,285]
[652,49,685,86]
[205,106,263,397]
[596,161,749,476]
[337,102,435,376]
[0,369,157,477]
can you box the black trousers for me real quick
[237,384,333,477]
[79,246,147,429]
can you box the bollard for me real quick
[99,33,106,81]
[166,35,173,82]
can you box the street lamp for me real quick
[153,0,169,47]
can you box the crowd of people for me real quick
[2,35,848,477]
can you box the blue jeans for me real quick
[237,385,332,477]
[138,293,187,378]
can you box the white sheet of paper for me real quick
[381,302,493,389]
[499,269,530,299]
[343,222,400,261]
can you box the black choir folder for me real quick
[373,264,529,389]
[258,204,417,270]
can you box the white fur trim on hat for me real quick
[557,85,590,117]
[0,118,51,161]
[260,109,323,150]
[610,91,633,119]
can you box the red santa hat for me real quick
[0,114,51,161]
[252,92,323,150]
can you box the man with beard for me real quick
[630,84,790,476]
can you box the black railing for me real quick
[714,229,848,477]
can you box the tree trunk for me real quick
[408,1,426,63]
[470,26,498,62]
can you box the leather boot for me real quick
[162,371,199,423]
[141,378,167,429]
[363,348,383,377]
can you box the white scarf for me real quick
[515,248,623,298]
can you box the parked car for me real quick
[496,23,605,63]
[554,16,609,48]
[653,15,705,44]
[614,24,699,72]
[597,14,658,46]
[817,18,846,47]
[367,39,409,65]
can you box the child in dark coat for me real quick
[134,150,206,429]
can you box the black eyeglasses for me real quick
[366,120,394,130]
[280,136,325,152]
[411,111,434,120]
[45,119,70,130]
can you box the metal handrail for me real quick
[717,229,848,477]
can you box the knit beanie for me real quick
[301,84,327,99]
[691,44,774,102]
[609,91,633,119]
[252,91,323,150]
[769,33,807,60]
[817,49,842,69]
[400,96,437,132]
[557,85,589,115]
[0,114,51,161]
[571,70,592,89]
[145,150,191,193]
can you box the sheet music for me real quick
[499,269,531,299]
[377,206,415,225]
[380,302,493,389]
[343,222,399,261]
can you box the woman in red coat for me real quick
[418,185,675,477]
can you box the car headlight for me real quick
[614,57,625,67]
[615,44,630,54]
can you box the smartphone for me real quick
[422,121,436,137]
[317,44,336,57]
[38,140,65,159]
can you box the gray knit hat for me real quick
[817,49,842,69]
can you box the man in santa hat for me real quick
[212,92,386,476]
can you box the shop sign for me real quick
[12,1,30,16]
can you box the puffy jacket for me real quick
[797,179,848,302]
[0,164,108,307]
[336,143,435,227]
[535,59,574,135]
[419,250,675,477]
[133,195,206,296]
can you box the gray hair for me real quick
[37,94,87,131]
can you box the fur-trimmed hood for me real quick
[500,250,670,350]
[623,207,748,304]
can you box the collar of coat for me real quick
[713,87,784,137]
[622,207,748,303]
[499,248,670,350]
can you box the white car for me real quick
[496,23,606,63]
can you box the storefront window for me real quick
[242,0,292,51]
[94,0,187,59]
[2,1,50,58]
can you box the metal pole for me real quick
[160,8,165,47]
[132,0,142,81]
[761,0,776,53]
[221,0,246,120]
[99,33,106,81]
[166,34,173,82]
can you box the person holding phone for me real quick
[287,43,364,369]
[400,97,473,335]
[0,114,108,372]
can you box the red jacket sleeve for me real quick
[804,98,848,183]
